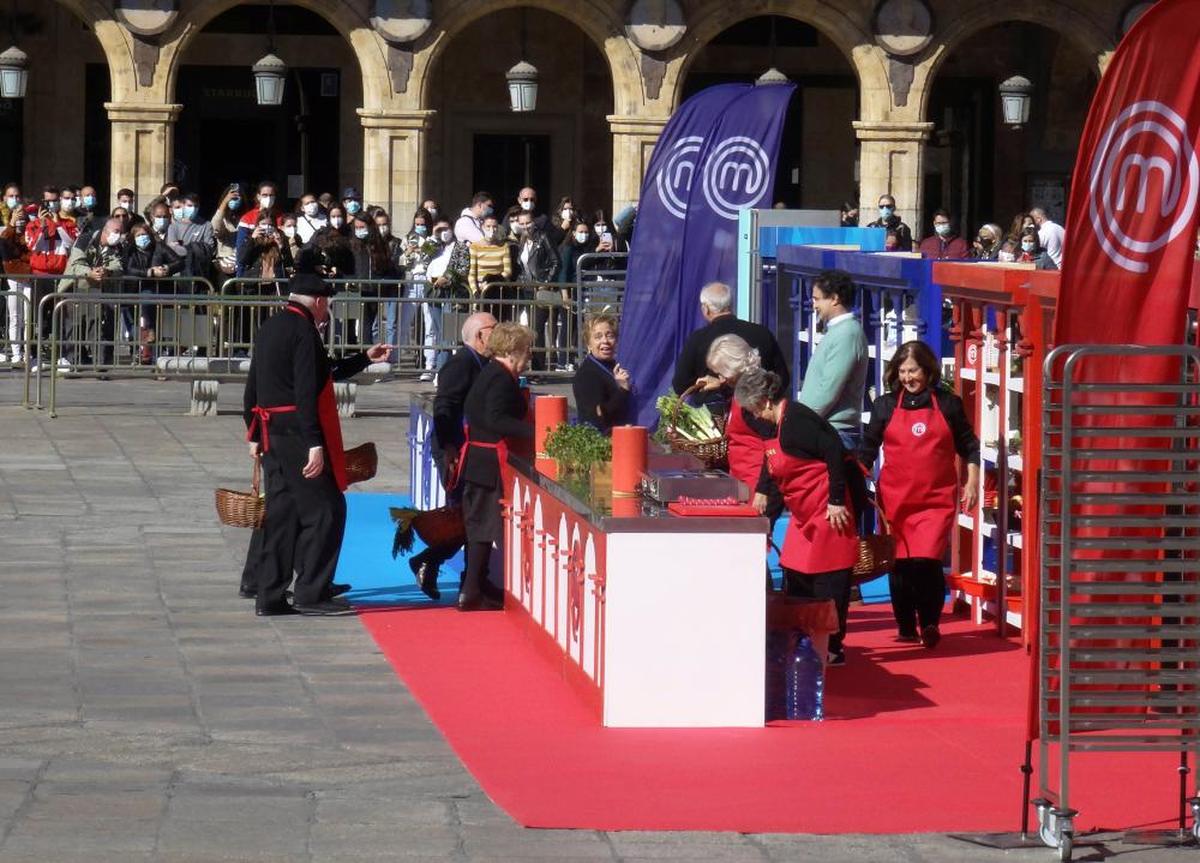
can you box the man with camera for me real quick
[24,187,78,368]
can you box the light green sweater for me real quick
[798,315,868,431]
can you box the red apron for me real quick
[877,391,956,560]
[764,403,858,573]
[725,397,767,490]
[244,306,348,491]
[450,428,513,502]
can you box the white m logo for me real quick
[1116,153,1177,216]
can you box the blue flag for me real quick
[618,82,796,426]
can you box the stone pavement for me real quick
[0,374,1189,862]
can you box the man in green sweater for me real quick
[798,269,868,451]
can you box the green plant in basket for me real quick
[544,422,612,474]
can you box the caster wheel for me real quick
[1059,831,1073,861]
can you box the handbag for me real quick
[852,498,896,584]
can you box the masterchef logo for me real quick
[1087,100,1200,274]
[911,422,927,437]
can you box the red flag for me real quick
[1057,0,1200,347]
[1043,0,1200,738]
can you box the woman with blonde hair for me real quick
[456,322,534,610]
[572,312,630,434]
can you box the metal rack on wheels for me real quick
[1037,343,1200,861]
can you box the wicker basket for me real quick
[852,499,896,585]
[344,442,378,485]
[665,384,729,469]
[215,457,265,529]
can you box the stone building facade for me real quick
[4,0,1143,238]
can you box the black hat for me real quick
[288,273,336,297]
[341,186,361,200]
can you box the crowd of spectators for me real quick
[0,180,636,372]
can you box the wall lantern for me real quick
[999,75,1033,129]
[507,9,537,112]
[0,44,26,99]
[253,0,286,106]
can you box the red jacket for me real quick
[24,217,78,275]
[918,234,969,261]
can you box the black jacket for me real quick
[572,354,630,435]
[460,362,532,488]
[865,214,914,251]
[860,387,980,468]
[242,301,369,449]
[773,400,868,511]
[121,241,183,291]
[432,346,490,456]
[516,231,560,283]
[672,315,791,398]
[237,238,293,281]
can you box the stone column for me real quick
[358,109,436,220]
[608,114,669,216]
[853,120,934,242]
[105,102,182,213]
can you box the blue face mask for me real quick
[228,198,241,210]
[346,200,361,214]
[183,205,196,221]
[135,234,152,250]
[354,227,369,240]
[414,225,427,236]
[153,217,168,231]
[879,206,894,219]
[82,195,96,209]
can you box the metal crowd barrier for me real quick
[574,252,627,349]
[1036,344,1200,858]
[0,287,34,406]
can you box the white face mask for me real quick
[934,223,951,237]
[303,202,319,217]
[379,224,391,237]
[354,227,370,240]
[520,199,534,212]
[4,195,18,209]
[259,195,274,209]
[562,209,573,221]
[482,227,496,240]
[105,233,122,247]
[998,251,1016,262]
[574,232,589,244]
[61,198,76,213]
[439,229,453,244]
[283,226,296,239]
[1021,241,1036,253]
[594,224,607,235]
[330,217,345,229]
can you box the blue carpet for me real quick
[336,493,462,607]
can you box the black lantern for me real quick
[999,75,1033,129]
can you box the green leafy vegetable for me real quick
[655,393,721,441]
[544,422,612,474]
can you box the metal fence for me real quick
[1036,343,1200,858]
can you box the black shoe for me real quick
[896,631,921,644]
[256,602,299,617]
[409,557,441,601]
[294,598,354,616]
[326,582,352,598]
[239,584,257,599]
[457,594,503,612]
[921,625,941,649]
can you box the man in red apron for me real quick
[861,341,980,647]
[243,273,391,616]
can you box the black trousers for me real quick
[784,567,852,654]
[462,479,503,602]
[888,557,946,635]
[256,434,347,608]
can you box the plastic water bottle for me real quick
[764,630,792,721]
[786,635,825,721]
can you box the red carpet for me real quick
[360,604,1182,833]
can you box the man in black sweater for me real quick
[407,311,496,599]
[242,274,390,616]
[672,281,790,405]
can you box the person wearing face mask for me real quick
[115,187,136,216]
[1017,227,1057,270]
[346,211,394,353]
[295,194,327,244]
[997,238,1019,264]
[0,204,32,365]
[148,203,172,244]
[971,223,1004,261]
[514,186,548,233]
[58,187,80,226]
[165,192,216,278]
[242,273,392,616]
[422,218,468,377]
[60,217,127,365]
[341,186,364,220]
[235,181,281,277]
[513,210,561,369]
[864,194,913,252]
[297,205,354,286]
[1008,211,1036,244]
[547,196,575,247]
[500,204,523,245]
[421,198,440,223]
[860,341,979,648]
[557,220,593,286]
[239,212,294,288]
[73,185,104,243]
[25,187,78,363]
[455,191,494,244]
[396,208,438,368]
[467,215,511,318]
[123,223,183,363]
[140,181,179,228]
[0,183,22,230]
[279,214,303,270]
[211,183,245,278]
[918,210,968,261]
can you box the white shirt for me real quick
[825,311,855,329]
[426,242,454,281]
[454,208,483,244]
[296,214,327,244]
[1038,219,1065,268]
